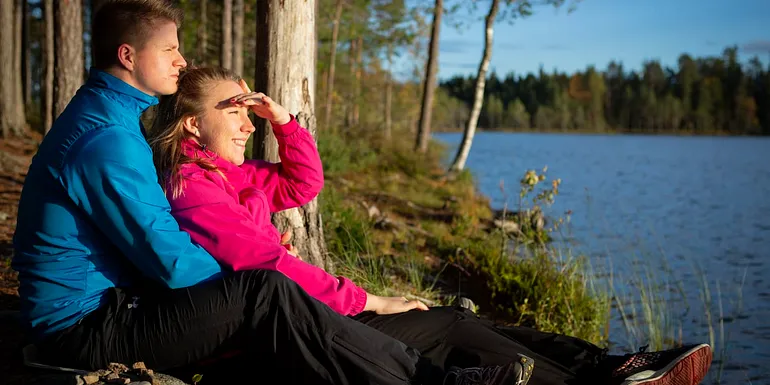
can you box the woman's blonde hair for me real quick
[147,66,242,199]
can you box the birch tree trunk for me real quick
[54,0,84,118]
[221,0,232,69]
[198,0,207,64]
[0,0,18,138]
[415,0,442,153]
[13,0,26,133]
[449,0,499,173]
[253,0,328,270]
[43,0,55,133]
[232,0,244,75]
[323,0,343,132]
[22,0,32,106]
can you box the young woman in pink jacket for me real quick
[146,67,712,385]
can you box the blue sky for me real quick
[426,0,770,80]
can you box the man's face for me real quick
[133,21,187,96]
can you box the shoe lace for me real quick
[613,344,664,377]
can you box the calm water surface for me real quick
[435,132,770,384]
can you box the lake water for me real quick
[435,132,770,385]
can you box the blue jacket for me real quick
[12,69,223,340]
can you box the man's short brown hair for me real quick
[92,0,183,70]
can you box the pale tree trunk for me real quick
[449,0,499,173]
[415,0,442,153]
[0,1,18,138]
[22,0,32,106]
[13,0,26,133]
[352,35,362,127]
[221,0,232,69]
[232,0,244,75]
[323,0,343,132]
[384,42,393,140]
[198,0,207,64]
[54,0,84,118]
[43,0,55,133]
[253,0,328,270]
[345,38,356,127]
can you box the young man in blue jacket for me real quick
[12,1,537,385]
[13,1,712,385]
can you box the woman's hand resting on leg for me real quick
[364,293,429,315]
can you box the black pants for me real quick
[38,270,602,385]
[355,307,605,385]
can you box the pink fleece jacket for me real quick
[166,117,368,316]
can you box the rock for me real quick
[128,382,151,385]
[105,373,119,380]
[367,204,380,219]
[530,210,545,231]
[458,297,477,313]
[493,219,521,235]
[152,373,189,385]
[108,363,129,374]
[82,375,100,385]
[132,362,147,370]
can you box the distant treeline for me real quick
[437,47,770,135]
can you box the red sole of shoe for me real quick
[631,345,713,385]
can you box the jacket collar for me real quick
[86,68,159,116]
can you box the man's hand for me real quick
[231,80,291,125]
[364,294,429,315]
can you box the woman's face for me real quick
[195,80,255,165]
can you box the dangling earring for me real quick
[195,129,207,151]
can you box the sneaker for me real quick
[611,344,712,385]
[443,354,535,385]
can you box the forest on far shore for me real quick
[437,47,770,135]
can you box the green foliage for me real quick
[320,182,447,301]
[432,166,608,343]
[505,99,530,129]
[484,246,607,343]
[317,130,447,302]
[436,227,607,343]
[512,167,565,245]
[440,47,770,134]
[318,127,608,344]
[320,186,372,259]
[432,88,471,131]
[316,131,378,176]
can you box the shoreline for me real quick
[433,128,768,137]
